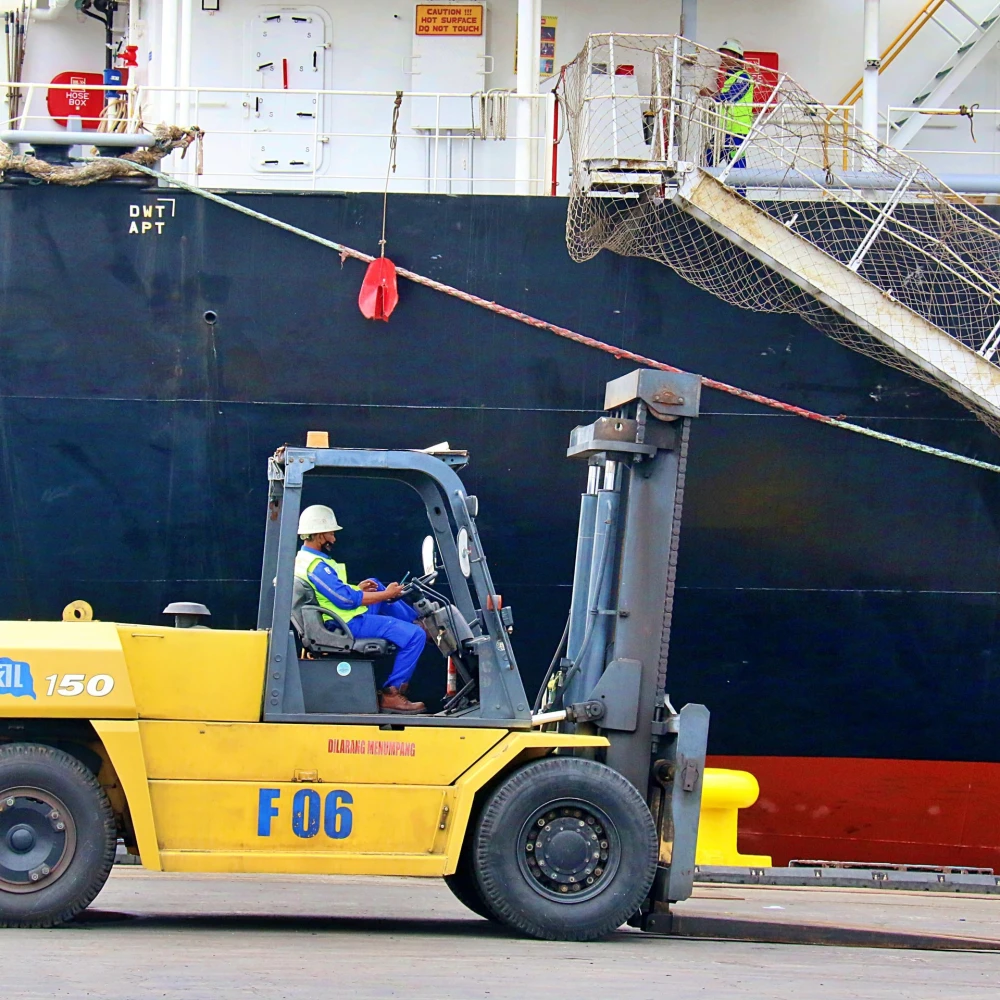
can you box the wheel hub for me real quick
[0,787,76,894]
[7,825,36,853]
[518,800,620,903]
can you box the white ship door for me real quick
[247,7,329,173]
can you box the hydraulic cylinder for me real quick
[566,486,598,668]
[566,460,621,705]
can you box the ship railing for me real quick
[563,100,860,196]
[558,33,862,195]
[0,82,557,196]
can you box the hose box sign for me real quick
[47,71,105,130]
[415,4,483,35]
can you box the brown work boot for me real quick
[379,686,426,714]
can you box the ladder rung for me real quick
[913,94,930,105]
[934,67,954,79]
[957,42,975,54]
[982,16,998,28]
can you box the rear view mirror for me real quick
[421,535,437,579]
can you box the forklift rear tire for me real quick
[472,756,657,941]
[0,743,117,928]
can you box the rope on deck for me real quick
[90,157,1000,476]
[0,126,201,186]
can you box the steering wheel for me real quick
[399,573,437,604]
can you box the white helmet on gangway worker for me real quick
[719,38,745,57]
[297,504,343,537]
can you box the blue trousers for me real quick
[348,596,427,689]
[705,134,747,169]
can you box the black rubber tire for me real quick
[444,836,495,921]
[472,756,657,941]
[0,743,116,928]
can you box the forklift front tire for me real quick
[472,756,658,941]
[444,844,495,921]
[0,743,117,928]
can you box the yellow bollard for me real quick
[695,767,772,867]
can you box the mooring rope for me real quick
[0,126,201,186]
[88,156,1000,476]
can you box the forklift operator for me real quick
[294,504,428,715]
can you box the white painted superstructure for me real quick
[6,0,1000,192]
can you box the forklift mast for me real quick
[559,369,709,915]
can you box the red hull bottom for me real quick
[709,755,1000,871]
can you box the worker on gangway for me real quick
[295,504,428,714]
[700,38,754,170]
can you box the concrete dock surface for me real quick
[6,870,1000,999]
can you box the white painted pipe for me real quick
[179,0,193,130]
[1,129,155,145]
[31,0,72,22]
[514,0,539,195]
[707,165,1000,194]
[680,0,698,41]
[862,0,880,144]
[159,0,180,127]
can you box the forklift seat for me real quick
[291,577,397,658]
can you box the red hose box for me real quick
[743,51,779,108]
[47,72,104,130]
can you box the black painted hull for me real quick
[3,184,1000,864]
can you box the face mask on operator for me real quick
[319,534,336,556]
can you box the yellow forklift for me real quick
[0,369,707,940]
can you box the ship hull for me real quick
[2,183,1000,868]
[711,755,1000,870]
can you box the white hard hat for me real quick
[719,38,745,57]
[298,504,343,536]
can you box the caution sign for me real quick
[415,4,484,36]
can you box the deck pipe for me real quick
[514,0,542,194]
[680,0,698,42]
[862,0,881,145]
[703,166,1000,194]
[0,130,157,147]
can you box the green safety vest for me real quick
[720,69,754,137]
[294,548,368,624]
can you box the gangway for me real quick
[562,35,1000,432]
[889,2,1000,149]
[837,1,1000,150]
